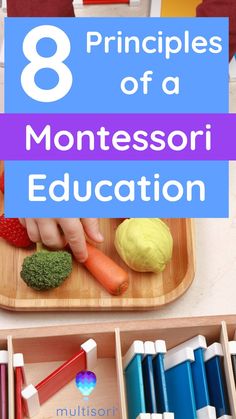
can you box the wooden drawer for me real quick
[1,315,236,418]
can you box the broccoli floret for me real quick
[20,250,72,291]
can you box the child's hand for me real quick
[20,218,104,262]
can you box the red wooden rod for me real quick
[15,367,23,419]
[0,364,8,419]
[36,349,86,405]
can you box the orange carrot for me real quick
[83,243,129,296]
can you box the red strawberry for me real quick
[0,172,4,194]
[0,215,33,248]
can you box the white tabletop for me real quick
[0,3,236,329]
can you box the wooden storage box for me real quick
[1,315,236,418]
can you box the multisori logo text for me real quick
[56,370,119,417]
[56,406,118,417]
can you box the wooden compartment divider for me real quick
[115,328,128,419]
[221,321,236,417]
[1,316,236,418]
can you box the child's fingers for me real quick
[81,218,104,243]
[25,219,41,243]
[19,218,26,227]
[37,219,67,249]
[58,218,88,262]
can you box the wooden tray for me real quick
[0,163,195,311]
[1,315,236,419]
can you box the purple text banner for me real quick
[0,113,235,160]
